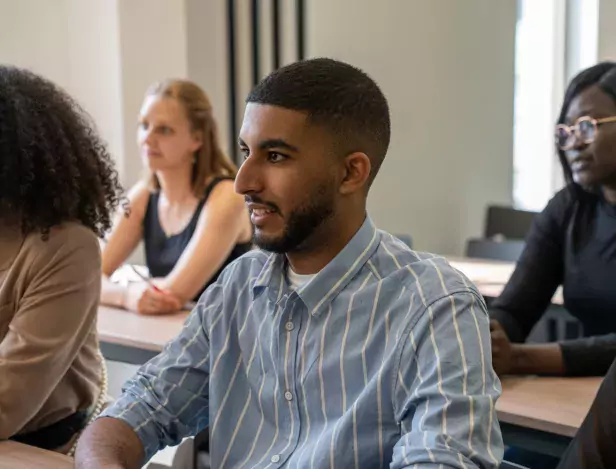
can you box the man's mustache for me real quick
[244,196,280,213]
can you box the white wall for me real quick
[0,0,124,174]
[598,0,616,61]
[185,0,231,155]
[117,0,189,187]
[0,0,125,185]
[307,0,517,255]
[0,0,70,87]
[65,0,124,166]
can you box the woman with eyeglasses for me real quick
[487,60,616,469]
[489,61,616,379]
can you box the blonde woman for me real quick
[101,80,252,315]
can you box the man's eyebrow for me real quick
[258,139,298,152]
[237,137,299,152]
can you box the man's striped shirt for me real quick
[102,216,503,468]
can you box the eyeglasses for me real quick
[555,116,616,150]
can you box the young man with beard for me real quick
[75,58,503,469]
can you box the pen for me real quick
[129,265,164,293]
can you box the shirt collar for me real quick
[251,252,285,305]
[252,216,381,317]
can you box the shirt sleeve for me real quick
[0,228,100,439]
[391,291,503,468]
[490,189,572,342]
[560,333,616,376]
[100,281,224,463]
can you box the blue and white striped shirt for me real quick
[103,217,503,468]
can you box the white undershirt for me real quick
[286,266,315,290]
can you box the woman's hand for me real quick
[125,282,183,315]
[490,319,514,375]
[490,319,566,376]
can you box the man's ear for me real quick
[339,152,371,195]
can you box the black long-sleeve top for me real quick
[490,186,616,376]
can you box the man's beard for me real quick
[251,182,335,253]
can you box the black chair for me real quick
[526,305,584,343]
[465,238,526,262]
[485,205,538,241]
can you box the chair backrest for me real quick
[466,238,526,262]
[485,205,538,240]
[500,461,530,469]
[526,304,584,343]
[394,234,413,249]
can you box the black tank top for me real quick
[143,177,252,300]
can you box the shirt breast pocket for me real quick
[240,340,276,395]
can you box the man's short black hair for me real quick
[246,58,390,187]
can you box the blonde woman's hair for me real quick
[143,79,237,197]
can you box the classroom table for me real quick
[448,256,564,305]
[0,441,72,469]
[98,305,189,364]
[497,375,601,457]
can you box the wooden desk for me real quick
[497,376,601,457]
[98,305,189,364]
[447,256,564,305]
[0,441,72,469]
[498,376,600,437]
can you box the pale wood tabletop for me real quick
[497,376,601,437]
[97,304,189,352]
[447,256,564,305]
[0,441,72,469]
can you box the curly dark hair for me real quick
[0,65,124,237]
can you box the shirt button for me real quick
[285,321,294,331]
[271,454,280,463]
[284,391,293,401]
